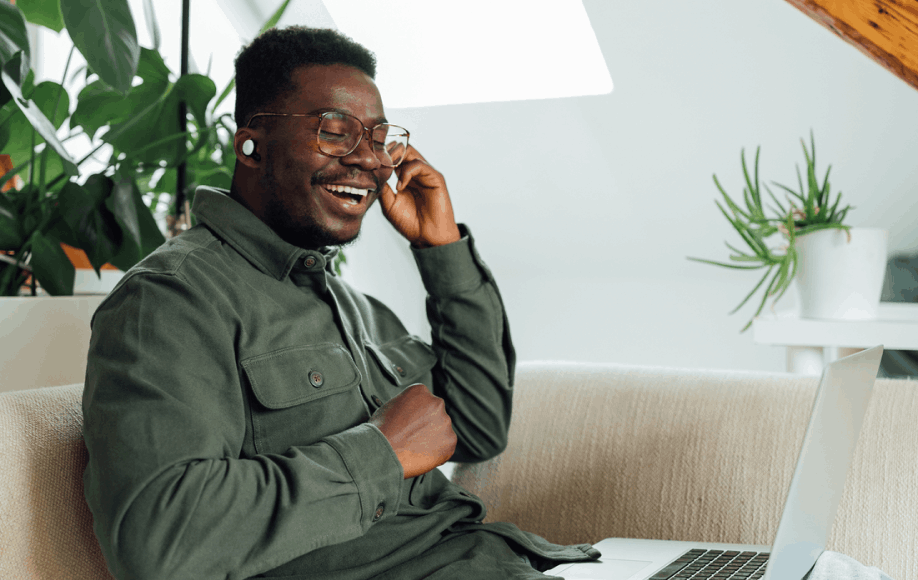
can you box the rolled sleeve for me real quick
[409,223,516,463]
[323,423,404,530]
[411,224,493,297]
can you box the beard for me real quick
[262,193,363,250]
[255,154,369,250]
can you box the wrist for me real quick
[413,225,461,249]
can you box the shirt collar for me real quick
[191,186,339,280]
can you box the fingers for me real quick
[386,142,408,166]
[394,145,433,191]
[395,158,443,194]
[378,181,397,212]
[402,144,428,165]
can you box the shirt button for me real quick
[373,503,385,521]
[393,364,406,377]
[372,395,383,407]
[304,256,317,268]
[308,371,324,388]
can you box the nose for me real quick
[340,127,382,171]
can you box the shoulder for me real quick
[123,225,224,281]
[92,225,238,324]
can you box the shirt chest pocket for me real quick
[242,343,366,455]
[364,335,438,403]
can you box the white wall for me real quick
[31,0,917,373]
[341,0,918,372]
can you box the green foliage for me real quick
[18,0,65,33]
[333,250,347,277]
[0,0,290,296]
[60,0,140,95]
[688,132,855,332]
[0,1,31,70]
[0,0,302,296]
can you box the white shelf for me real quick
[753,303,918,350]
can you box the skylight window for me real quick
[269,0,613,108]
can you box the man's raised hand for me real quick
[368,383,457,479]
[377,145,462,249]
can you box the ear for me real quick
[234,128,262,167]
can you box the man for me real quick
[82,27,599,579]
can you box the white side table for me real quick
[753,302,918,374]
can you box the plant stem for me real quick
[28,129,36,192]
[39,46,77,197]
[57,46,76,115]
[62,128,86,143]
[76,141,110,168]
[0,253,33,271]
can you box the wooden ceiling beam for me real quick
[783,0,918,91]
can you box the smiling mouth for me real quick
[322,183,375,207]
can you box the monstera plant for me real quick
[0,0,292,296]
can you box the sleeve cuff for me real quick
[411,224,492,297]
[322,423,403,529]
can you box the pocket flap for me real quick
[242,343,360,409]
[366,335,437,386]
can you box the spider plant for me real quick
[688,132,854,332]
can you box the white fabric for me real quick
[810,551,894,580]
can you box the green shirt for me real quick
[82,186,599,580]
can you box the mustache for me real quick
[311,170,381,191]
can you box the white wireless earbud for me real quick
[242,140,255,156]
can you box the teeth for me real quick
[326,184,369,197]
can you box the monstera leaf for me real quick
[1,54,78,177]
[28,230,75,296]
[17,0,66,33]
[61,0,139,95]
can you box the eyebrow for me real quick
[311,107,389,126]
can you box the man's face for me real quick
[254,64,393,249]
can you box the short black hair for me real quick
[234,26,377,128]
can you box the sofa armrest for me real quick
[0,384,114,579]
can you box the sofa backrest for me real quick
[3,367,915,580]
[0,384,113,579]
[453,362,918,580]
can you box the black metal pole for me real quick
[175,0,190,233]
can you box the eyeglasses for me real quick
[245,111,410,168]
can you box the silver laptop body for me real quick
[546,345,884,580]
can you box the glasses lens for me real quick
[317,113,409,167]
[317,113,358,156]
[373,125,409,167]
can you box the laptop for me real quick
[545,345,884,580]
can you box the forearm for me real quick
[412,225,516,462]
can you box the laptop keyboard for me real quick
[649,548,770,579]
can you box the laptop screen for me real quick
[763,345,883,580]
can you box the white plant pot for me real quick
[794,227,888,320]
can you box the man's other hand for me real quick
[368,383,457,479]
[377,145,462,248]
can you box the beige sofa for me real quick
[1,362,916,579]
